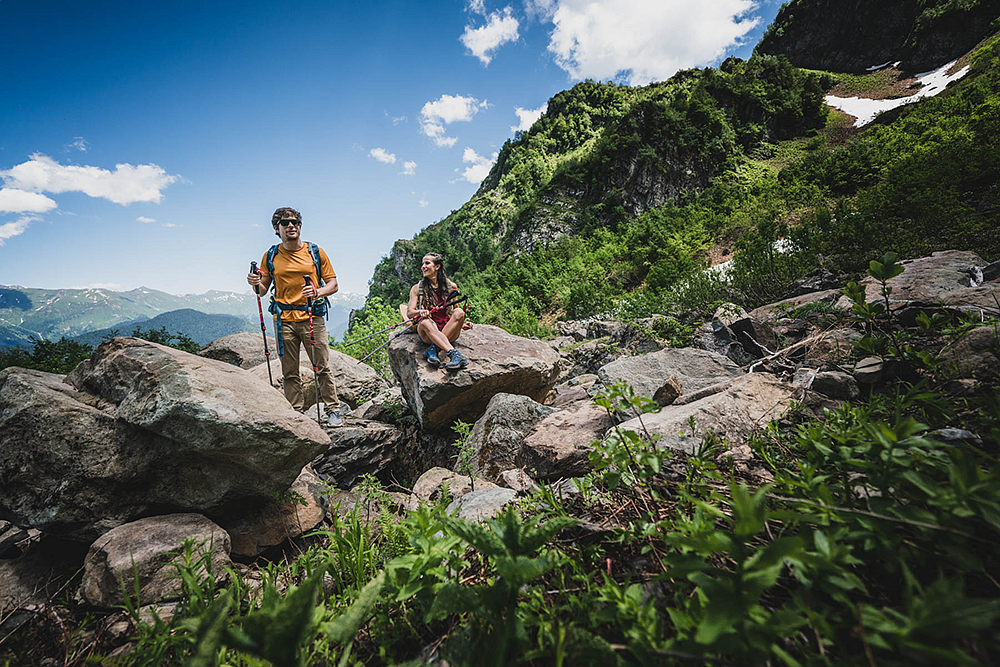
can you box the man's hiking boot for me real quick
[423,344,441,368]
[445,348,469,371]
[327,409,343,428]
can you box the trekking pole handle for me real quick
[250,262,259,295]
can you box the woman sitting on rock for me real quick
[407,252,471,371]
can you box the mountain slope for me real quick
[364,21,999,332]
[367,55,830,327]
[755,0,1000,72]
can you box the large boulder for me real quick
[939,326,1000,382]
[198,331,276,369]
[614,373,797,454]
[596,348,744,404]
[81,513,231,609]
[836,250,1000,319]
[0,338,330,542]
[312,419,412,489]
[470,394,555,482]
[248,349,386,410]
[388,324,561,431]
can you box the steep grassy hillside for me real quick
[363,31,999,333]
[368,55,831,331]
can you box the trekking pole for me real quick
[250,262,274,387]
[304,276,323,426]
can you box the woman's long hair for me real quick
[420,253,450,304]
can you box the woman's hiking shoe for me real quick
[445,348,469,371]
[327,409,343,428]
[423,344,442,368]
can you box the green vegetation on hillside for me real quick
[358,34,999,337]
[367,55,831,333]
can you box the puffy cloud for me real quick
[369,147,397,164]
[401,161,417,176]
[511,104,547,133]
[467,0,486,14]
[1,153,180,205]
[461,147,498,184]
[0,215,36,245]
[163,222,177,228]
[136,216,156,223]
[461,7,520,65]
[538,0,759,85]
[418,198,429,208]
[420,94,489,148]
[0,188,58,213]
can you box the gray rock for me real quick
[352,386,408,422]
[597,347,744,404]
[939,326,999,381]
[522,402,612,480]
[446,488,518,522]
[696,321,757,366]
[410,467,497,506]
[225,465,330,558]
[248,348,386,410]
[812,371,860,400]
[498,469,538,494]
[198,331,276,369]
[81,514,231,609]
[388,324,560,431]
[1,338,329,542]
[834,250,1000,318]
[470,394,555,482]
[312,419,410,489]
[853,357,884,384]
[614,373,796,454]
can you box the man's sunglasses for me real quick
[278,219,301,227]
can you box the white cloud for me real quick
[136,216,156,223]
[65,137,90,152]
[461,7,520,65]
[419,94,489,147]
[418,199,429,208]
[0,153,180,205]
[163,223,177,228]
[512,104,547,133]
[369,147,397,164]
[392,115,407,125]
[467,0,486,15]
[0,215,36,245]
[401,161,417,176]
[0,188,58,213]
[461,147,499,184]
[540,0,760,85]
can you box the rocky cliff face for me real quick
[755,0,1000,72]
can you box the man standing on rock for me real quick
[247,207,343,427]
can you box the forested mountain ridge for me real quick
[755,0,1000,72]
[366,16,999,334]
[0,285,364,347]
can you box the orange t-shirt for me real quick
[260,243,336,322]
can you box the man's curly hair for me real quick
[271,207,302,227]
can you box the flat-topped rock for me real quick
[614,373,796,454]
[388,324,560,431]
[597,347,744,404]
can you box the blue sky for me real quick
[1,0,782,296]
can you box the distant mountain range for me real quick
[0,285,364,347]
